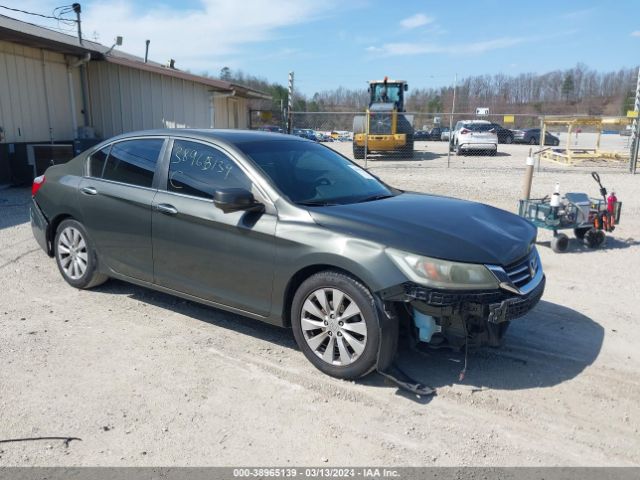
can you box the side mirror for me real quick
[213,188,263,214]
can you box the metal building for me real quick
[0,15,270,185]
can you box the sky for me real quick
[3,0,640,96]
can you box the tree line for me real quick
[216,64,638,117]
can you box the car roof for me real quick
[460,120,491,124]
[103,128,307,146]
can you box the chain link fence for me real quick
[249,110,632,170]
[249,109,287,132]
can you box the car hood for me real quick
[308,192,536,266]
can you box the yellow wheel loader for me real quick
[353,77,414,159]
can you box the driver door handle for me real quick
[155,203,178,216]
[81,186,98,195]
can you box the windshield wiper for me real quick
[296,200,338,207]
[356,194,395,203]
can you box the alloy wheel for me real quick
[300,288,368,366]
[57,226,88,280]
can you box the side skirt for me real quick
[103,270,286,328]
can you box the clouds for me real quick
[632,31,640,37]
[367,37,527,57]
[400,13,433,29]
[366,11,522,58]
[87,0,338,70]
[560,8,596,20]
[8,0,336,73]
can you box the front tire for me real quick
[353,143,365,159]
[54,219,108,289]
[550,233,569,253]
[530,137,538,145]
[291,271,394,380]
[400,138,414,158]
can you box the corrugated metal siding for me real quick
[87,62,237,138]
[0,41,79,143]
[213,96,249,129]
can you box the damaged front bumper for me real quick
[378,263,546,349]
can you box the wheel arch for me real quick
[47,213,75,256]
[281,264,373,328]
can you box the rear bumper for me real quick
[460,142,497,151]
[30,199,50,255]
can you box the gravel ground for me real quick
[1,136,639,466]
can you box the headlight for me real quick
[386,248,499,290]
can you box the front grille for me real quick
[504,250,538,288]
[488,275,545,323]
[369,113,392,134]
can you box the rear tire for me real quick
[54,219,108,289]
[505,135,513,144]
[574,227,591,240]
[291,270,396,380]
[530,137,538,145]
[584,228,605,248]
[455,142,464,156]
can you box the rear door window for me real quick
[167,140,251,199]
[88,145,111,177]
[102,139,164,188]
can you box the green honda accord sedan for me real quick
[31,129,545,380]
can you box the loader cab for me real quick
[368,79,408,112]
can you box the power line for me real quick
[0,4,77,22]
[3,16,76,35]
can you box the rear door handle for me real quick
[81,186,98,195]
[155,203,178,215]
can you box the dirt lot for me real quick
[1,136,639,466]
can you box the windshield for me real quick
[371,83,402,104]
[238,140,395,205]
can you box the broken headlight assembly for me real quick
[386,248,499,290]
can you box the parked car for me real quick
[330,131,351,141]
[427,127,446,141]
[488,123,515,144]
[317,133,334,142]
[414,130,430,141]
[449,120,498,155]
[293,128,318,142]
[31,129,544,380]
[258,125,284,134]
[513,128,560,146]
[440,128,451,141]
